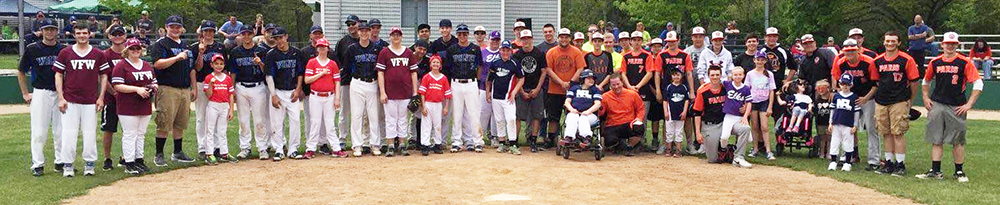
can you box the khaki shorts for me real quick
[874,101,910,136]
[924,102,967,145]
[155,86,191,133]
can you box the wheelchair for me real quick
[556,116,605,161]
[773,104,820,158]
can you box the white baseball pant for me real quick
[205,102,231,155]
[30,89,63,169]
[120,115,150,162]
[451,81,483,147]
[563,113,598,139]
[307,94,342,152]
[384,99,410,139]
[480,90,496,137]
[421,102,444,146]
[302,95,330,149]
[351,80,381,148]
[339,85,351,146]
[194,82,209,154]
[269,89,301,154]
[491,99,517,140]
[664,120,684,143]
[721,114,753,145]
[235,84,271,152]
[829,125,856,156]
[60,103,97,164]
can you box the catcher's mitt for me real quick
[408,96,423,113]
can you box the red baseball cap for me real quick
[211,54,225,62]
[314,38,330,47]
[390,26,402,35]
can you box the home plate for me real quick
[484,194,531,201]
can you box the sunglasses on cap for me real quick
[128,46,142,51]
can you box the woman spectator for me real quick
[970,37,993,79]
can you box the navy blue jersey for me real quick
[566,85,602,111]
[344,42,382,80]
[444,43,482,80]
[150,37,194,88]
[487,58,523,100]
[663,83,689,121]
[264,46,304,90]
[191,41,227,82]
[830,92,860,127]
[19,42,65,90]
[228,44,267,83]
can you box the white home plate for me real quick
[484,194,531,201]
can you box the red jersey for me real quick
[376,47,418,100]
[418,73,451,103]
[53,46,109,104]
[110,59,156,116]
[202,73,235,103]
[872,52,920,105]
[305,58,341,93]
[103,48,124,102]
[924,54,981,106]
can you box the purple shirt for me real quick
[723,81,752,116]
[480,47,501,90]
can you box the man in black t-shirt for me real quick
[149,15,196,166]
[513,30,548,153]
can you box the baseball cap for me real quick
[141,10,149,15]
[848,28,863,37]
[691,26,705,35]
[265,23,276,31]
[417,24,430,31]
[631,31,643,39]
[520,30,532,38]
[514,21,526,29]
[765,27,779,36]
[240,26,253,34]
[474,26,486,33]
[456,24,470,33]
[357,20,370,30]
[800,34,815,43]
[345,14,359,24]
[489,31,501,40]
[711,31,724,40]
[390,26,402,35]
[271,27,288,37]
[574,32,585,40]
[841,39,859,51]
[211,54,225,63]
[439,19,452,28]
[839,74,854,85]
[109,25,126,35]
[501,40,513,49]
[69,16,76,21]
[165,15,184,27]
[650,38,663,45]
[200,20,217,31]
[827,36,835,42]
[125,38,144,49]
[558,28,571,36]
[314,38,330,47]
[310,25,323,34]
[38,19,57,29]
[591,33,604,40]
[943,32,960,43]
[430,54,442,63]
[580,69,595,79]
[369,18,382,27]
[618,31,630,39]
[755,50,767,59]
[664,31,678,42]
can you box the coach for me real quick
[601,74,645,156]
[150,15,196,166]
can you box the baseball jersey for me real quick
[830,91,860,127]
[722,81,752,116]
[264,46,305,90]
[835,47,879,60]
[191,41,227,82]
[813,94,833,126]
[566,84,602,111]
[480,47,501,90]
[656,49,694,88]
[924,54,981,106]
[745,69,776,103]
[664,83,689,121]
[872,52,920,105]
[790,93,813,110]
[760,44,797,83]
[53,46,109,104]
[832,55,878,97]
[228,44,268,83]
[693,84,726,124]
[585,51,613,84]
[419,73,452,103]
[305,58,341,93]
[444,43,482,80]
[430,36,457,77]
[797,50,834,86]
[546,45,587,95]
[110,59,156,116]
[335,35,359,85]
[19,42,65,90]
[344,42,382,80]
[202,73,235,103]
[373,39,389,48]
[301,44,335,95]
[102,48,124,102]
[376,47,418,99]
[150,37,193,88]
[621,50,656,100]
[488,58,524,100]
[514,46,547,92]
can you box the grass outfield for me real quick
[1,112,998,204]
[1,55,17,70]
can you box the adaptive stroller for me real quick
[773,90,820,158]
[557,116,605,161]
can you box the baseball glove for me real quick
[408,95,423,113]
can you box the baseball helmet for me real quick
[580,69,596,79]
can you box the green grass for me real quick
[1,55,18,70]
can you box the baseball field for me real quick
[1,111,998,204]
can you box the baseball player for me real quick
[444,24,485,153]
[584,33,612,90]
[717,67,753,168]
[474,26,487,49]
[369,19,388,47]
[377,26,418,157]
[430,19,457,141]
[827,74,860,172]
[839,29,879,166]
[229,26,272,160]
[201,54,237,164]
[111,38,156,175]
[544,28,586,149]
[335,15,360,151]
[345,20,385,157]
[514,29,548,153]
[480,31,502,147]
[632,30,665,152]
[149,15,196,166]
[19,19,66,176]
[488,40,525,155]
[832,39,879,169]
[761,27,798,86]
[653,31,697,155]
[55,24,110,177]
[684,27,707,85]
[694,66,753,166]
[408,41,431,149]
[620,31,656,151]
[264,27,306,161]
[100,25,127,171]
[418,55,451,155]
[872,31,921,175]
[301,25,337,156]
[191,20,226,160]
[304,38,347,158]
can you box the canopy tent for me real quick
[48,0,140,13]
[0,0,44,16]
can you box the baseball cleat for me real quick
[154,153,168,167]
[32,167,43,177]
[509,145,521,155]
[466,145,475,152]
[474,145,484,153]
[118,157,125,167]
[236,149,250,160]
[841,163,852,172]
[54,163,64,172]
[433,145,444,154]
[83,161,96,176]
[304,151,315,159]
[496,144,507,153]
[386,147,396,157]
[272,152,285,161]
[421,146,431,156]
[332,151,349,158]
[124,162,141,175]
[135,158,149,172]
[916,170,944,180]
[206,155,218,165]
[892,162,906,177]
[220,154,237,163]
[318,144,332,155]
[865,163,880,172]
[103,158,114,171]
[371,148,382,156]
[198,151,207,162]
[828,162,838,171]
[171,152,195,163]
[400,146,410,156]
[955,171,969,182]
[450,146,460,153]
[288,151,303,160]
[353,149,363,157]
[656,146,666,155]
[258,151,270,160]
[63,164,75,177]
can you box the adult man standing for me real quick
[916,32,981,183]
[761,27,797,85]
[150,15,196,166]
[135,11,153,36]
[536,24,559,54]
[99,25,128,170]
[191,20,226,160]
[697,31,734,82]
[55,24,110,177]
[694,66,753,166]
[514,29,548,153]
[797,34,835,87]
[264,27,305,161]
[872,31,920,175]
[335,15,360,147]
[229,27,271,159]
[219,16,244,48]
[908,15,935,76]
[345,20,385,157]
[601,74,646,156]
[19,19,66,176]
[301,25,336,155]
[831,39,879,168]
[543,28,587,149]
[444,24,485,152]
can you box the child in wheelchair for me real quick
[779,80,813,133]
[562,70,603,148]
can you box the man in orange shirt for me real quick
[601,74,646,156]
[543,28,587,149]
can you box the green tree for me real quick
[102,0,311,42]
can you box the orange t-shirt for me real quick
[600,88,646,127]
[545,45,587,95]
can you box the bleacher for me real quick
[931,34,998,80]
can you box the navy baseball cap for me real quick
[580,69,596,79]
[839,74,853,85]
[200,20,217,31]
[345,14,359,24]
[369,18,382,27]
[165,15,183,27]
[69,16,76,21]
[417,24,430,31]
[239,26,253,34]
[109,25,126,35]
[456,24,469,33]
[357,20,370,30]
[439,19,452,28]
[38,19,57,29]
[265,23,276,31]
[500,40,513,49]
[271,27,287,37]
[310,25,323,34]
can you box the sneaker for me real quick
[496,144,508,153]
[841,163,852,172]
[103,158,114,171]
[656,146,666,155]
[766,152,776,160]
[171,152,195,163]
[748,149,758,158]
[32,167,43,177]
[371,147,382,156]
[530,141,539,153]
[955,171,969,182]
[421,146,431,156]
[828,162,838,171]
[272,152,285,161]
[205,155,218,165]
[877,161,895,175]
[54,163,64,172]
[318,144,332,155]
[220,154,237,163]
[450,145,461,153]
[288,151,303,160]
[386,147,396,157]
[198,151,207,162]
[63,164,75,177]
[236,149,250,159]
[135,158,149,173]
[865,163,880,172]
[433,145,444,154]
[466,145,475,152]
[399,146,410,156]
[154,153,168,167]
[83,162,96,176]
[733,158,753,168]
[696,145,706,154]
[124,162,141,175]
[353,148,363,157]
[259,151,270,160]
[892,162,906,177]
[509,145,521,155]
[118,157,125,167]
[672,153,681,158]
[304,151,315,159]
[916,170,944,180]
[474,145,484,153]
[361,146,372,155]
[332,151,349,158]
[625,148,635,157]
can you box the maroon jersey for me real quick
[103,48,125,102]
[872,52,920,105]
[376,47,417,100]
[924,54,981,106]
[111,59,157,116]
[53,46,109,104]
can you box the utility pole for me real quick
[18,0,25,56]
[764,0,770,28]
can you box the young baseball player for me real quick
[55,24,110,177]
[20,19,67,176]
[346,20,385,157]
[720,67,753,168]
[111,38,156,175]
[378,27,419,157]
[488,40,525,155]
[562,70,602,148]
[660,70,688,157]
[695,66,753,165]
[264,27,305,161]
[620,32,656,150]
[191,20,226,161]
[872,31,921,175]
[632,31,664,152]
[100,25,127,171]
[828,74,860,172]
[481,31,501,148]
[832,38,879,167]
[202,54,236,165]
[229,26,271,160]
[514,29,549,153]
[304,38,346,158]
[652,31,697,155]
[444,24,485,153]
[419,55,451,156]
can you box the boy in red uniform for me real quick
[55,25,110,177]
[304,38,346,158]
[202,54,236,164]
[418,55,451,156]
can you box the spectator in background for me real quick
[823,37,840,51]
[136,10,153,34]
[636,22,651,44]
[908,15,934,76]
[32,11,45,35]
[971,37,993,79]
[157,28,167,39]
[63,16,77,37]
[87,16,101,37]
[725,21,740,35]
[103,17,122,37]
[659,22,675,40]
[219,16,244,48]
[253,14,265,36]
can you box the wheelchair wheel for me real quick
[775,143,785,156]
[562,145,571,159]
[594,149,603,161]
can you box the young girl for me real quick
[304,38,345,159]
[418,55,451,156]
[745,50,776,160]
[813,80,834,159]
[111,38,156,175]
[828,74,859,171]
[377,27,418,157]
[562,69,602,146]
[720,67,753,168]
[661,70,688,157]
[783,81,812,133]
[202,54,236,165]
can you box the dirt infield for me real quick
[66,152,915,204]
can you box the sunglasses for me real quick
[128,46,142,51]
[346,22,357,26]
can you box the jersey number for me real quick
[952,74,959,85]
[893,73,903,82]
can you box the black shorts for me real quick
[545,93,566,122]
[751,102,769,112]
[647,100,664,121]
[101,98,119,133]
[602,124,645,148]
